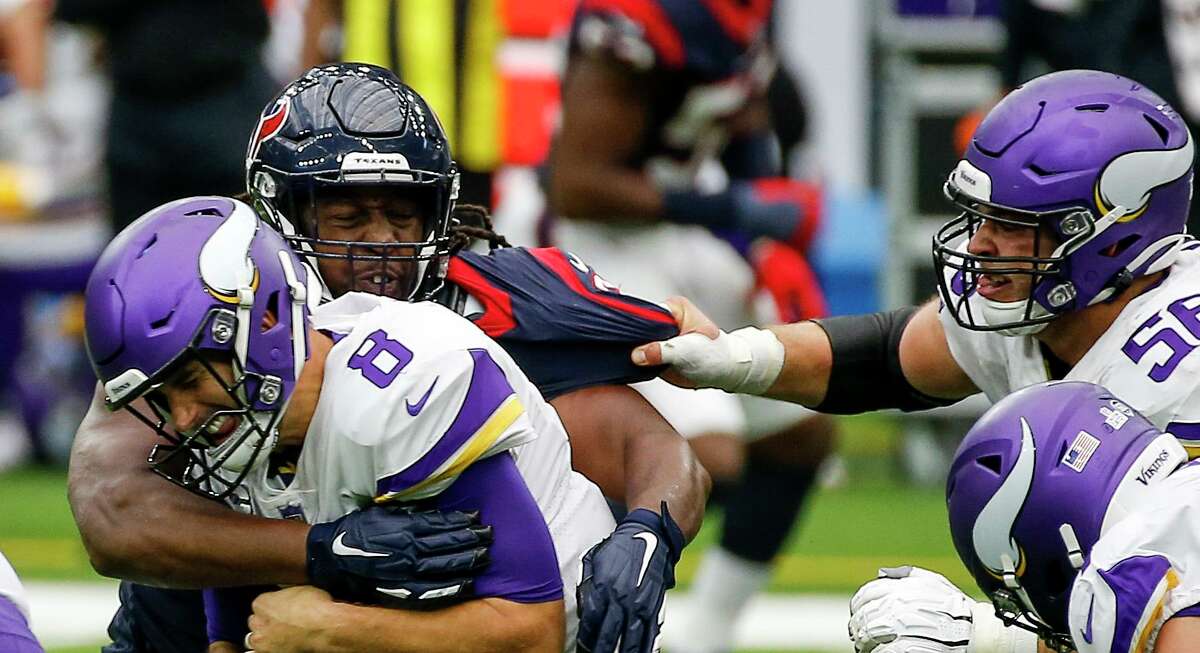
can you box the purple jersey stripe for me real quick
[1166,421,1200,441]
[1174,603,1200,618]
[376,349,516,496]
[0,597,41,653]
[435,453,562,602]
[1097,554,1174,653]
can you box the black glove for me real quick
[306,504,492,607]
[576,502,686,653]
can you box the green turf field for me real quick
[0,414,974,652]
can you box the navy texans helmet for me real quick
[246,62,460,301]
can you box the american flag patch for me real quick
[1062,431,1101,472]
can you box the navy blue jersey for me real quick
[446,247,679,399]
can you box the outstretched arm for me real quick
[632,297,977,410]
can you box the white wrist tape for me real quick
[968,602,1038,653]
[658,326,785,395]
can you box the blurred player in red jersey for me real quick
[545,2,836,651]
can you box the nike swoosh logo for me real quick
[633,532,658,587]
[406,378,438,416]
[332,532,388,558]
[1082,595,1095,644]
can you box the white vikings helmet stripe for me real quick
[972,416,1037,577]
[199,201,260,302]
[1097,128,1194,217]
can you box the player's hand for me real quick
[245,586,335,653]
[730,178,823,253]
[632,296,719,388]
[632,297,784,395]
[576,504,686,653]
[751,240,828,323]
[848,566,976,653]
[306,504,492,607]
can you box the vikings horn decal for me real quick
[1095,128,1194,221]
[200,202,260,304]
[972,416,1036,578]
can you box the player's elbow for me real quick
[70,467,174,580]
[481,598,565,653]
[73,482,149,578]
[72,477,163,578]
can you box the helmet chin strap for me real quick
[979,297,1051,337]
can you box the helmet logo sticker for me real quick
[200,203,261,304]
[1061,430,1100,472]
[973,416,1035,579]
[1094,129,1194,222]
[950,159,993,203]
[341,152,412,172]
[248,98,291,162]
[1100,400,1132,430]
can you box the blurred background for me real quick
[2,0,1193,651]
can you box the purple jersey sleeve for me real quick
[204,585,273,645]
[447,247,678,399]
[434,453,562,603]
[0,596,42,653]
[1096,555,1176,653]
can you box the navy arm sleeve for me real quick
[447,247,679,399]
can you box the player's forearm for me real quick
[546,159,665,224]
[69,388,309,586]
[318,598,565,653]
[624,427,708,542]
[74,471,308,586]
[759,321,835,406]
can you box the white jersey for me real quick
[940,245,1200,451]
[236,293,615,646]
[1068,462,1200,653]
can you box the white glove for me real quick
[848,566,1036,653]
[656,326,784,394]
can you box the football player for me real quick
[635,69,1199,442]
[0,551,41,653]
[84,196,632,651]
[848,380,1200,653]
[547,3,836,649]
[71,64,707,653]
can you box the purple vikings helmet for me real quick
[245,62,460,301]
[935,70,1195,335]
[946,381,1187,650]
[84,197,312,500]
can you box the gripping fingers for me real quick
[848,604,895,653]
[414,547,491,577]
[413,525,493,555]
[590,602,627,653]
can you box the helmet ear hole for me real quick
[1101,233,1141,258]
[262,291,281,333]
[1042,557,1072,598]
